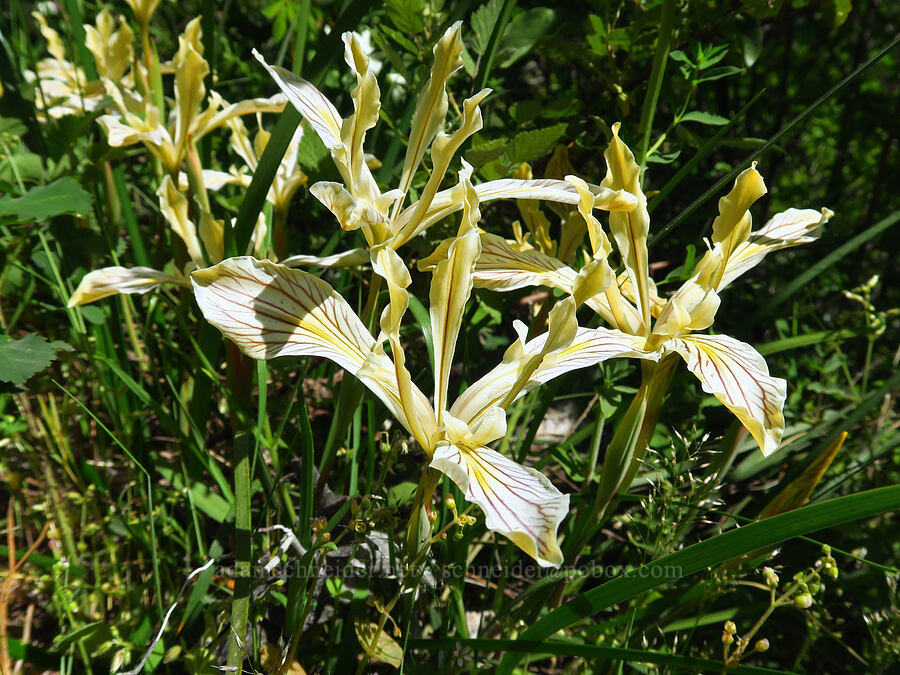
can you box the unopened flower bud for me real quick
[755,639,770,652]
[724,621,737,634]
[321,532,330,543]
[763,567,779,588]
[445,497,456,511]
[794,594,813,609]
[722,632,734,646]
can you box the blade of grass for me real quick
[648,33,900,248]
[497,484,900,674]
[755,328,867,356]
[473,0,516,93]
[637,0,676,167]
[410,638,791,674]
[647,89,765,213]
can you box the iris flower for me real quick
[427,124,832,457]
[251,22,638,271]
[191,165,657,566]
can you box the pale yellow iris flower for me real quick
[424,124,833,457]
[252,22,638,273]
[96,17,286,176]
[26,9,133,120]
[191,164,658,566]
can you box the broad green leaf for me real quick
[0,177,91,222]
[355,619,403,667]
[0,333,72,385]
[496,7,557,68]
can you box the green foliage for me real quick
[0,333,71,384]
[0,177,92,222]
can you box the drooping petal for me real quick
[445,231,641,333]
[600,123,651,334]
[97,113,168,150]
[451,324,655,427]
[718,207,832,290]
[68,266,187,306]
[398,22,463,200]
[430,442,569,567]
[666,333,787,456]
[193,93,287,142]
[466,231,577,293]
[191,257,375,367]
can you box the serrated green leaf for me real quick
[377,23,418,59]
[0,177,92,222]
[296,122,329,173]
[507,122,567,165]
[0,333,72,385]
[385,0,425,34]
[470,0,505,56]
[680,111,730,126]
[465,137,508,168]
